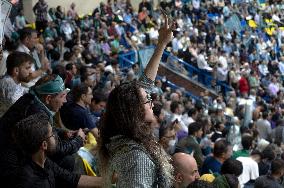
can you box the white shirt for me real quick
[0,75,27,117]
[218,55,228,70]
[197,54,212,71]
[237,157,259,188]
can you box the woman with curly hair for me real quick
[98,14,175,187]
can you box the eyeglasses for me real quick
[143,92,153,108]
[45,134,55,140]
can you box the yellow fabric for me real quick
[280,27,284,31]
[265,19,273,23]
[200,174,215,183]
[26,23,36,29]
[84,132,97,150]
[82,158,96,176]
[265,27,275,35]
[248,20,257,28]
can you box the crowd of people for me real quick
[1,0,284,187]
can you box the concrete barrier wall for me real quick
[23,0,147,23]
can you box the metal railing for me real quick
[118,46,232,98]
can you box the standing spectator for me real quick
[67,2,78,20]
[256,111,272,142]
[15,9,27,31]
[98,14,174,187]
[33,0,48,33]
[238,72,250,97]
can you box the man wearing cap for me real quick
[0,74,85,186]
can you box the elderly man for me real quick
[172,152,200,188]
[0,74,85,186]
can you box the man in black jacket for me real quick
[0,74,86,186]
[14,113,101,188]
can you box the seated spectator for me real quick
[14,113,102,187]
[254,159,284,188]
[232,134,253,159]
[0,52,33,116]
[201,139,232,175]
[60,84,98,138]
[172,152,200,188]
[213,174,240,188]
[90,91,107,126]
[0,74,85,186]
[176,122,204,168]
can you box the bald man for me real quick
[172,152,200,188]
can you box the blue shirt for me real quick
[201,156,222,175]
[60,103,97,130]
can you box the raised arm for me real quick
[143,13,174,81]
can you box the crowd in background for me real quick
[2,0,284,187]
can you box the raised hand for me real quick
[157,11,174,47]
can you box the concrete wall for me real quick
[23,0,150,23]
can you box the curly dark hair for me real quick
[98,81,166,175]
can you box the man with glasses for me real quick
[0,74,86,186]
[14,113,102,187]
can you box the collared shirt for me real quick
[0,75,27,117]
[17,158,80,188]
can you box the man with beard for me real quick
[14,113,102,187]
[0,52,33,116]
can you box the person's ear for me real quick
[13,67,19,75]
[175,173,183,183]
[41,140,48,150]
[45,95,53,105]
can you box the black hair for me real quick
[213,139,231,158]
[170,101,181,113]
[223,174,239,188]
[188,108,198,117]
[271,159,284,175]
[19,27,37,41]
[66,63,75,71]
[72,84,90,102]
[6,52,34,75]
[221,158,243,177]
[187,180,214,188]
[152,101,163,117]
[14,113,50,155]
[241,135,253,150]
[262,145,276,160]
[63,51,74,61]
[188,122,202,136]
[92,91,107,104]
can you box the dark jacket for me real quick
[176,135,203,168]
[0,93,83,186]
